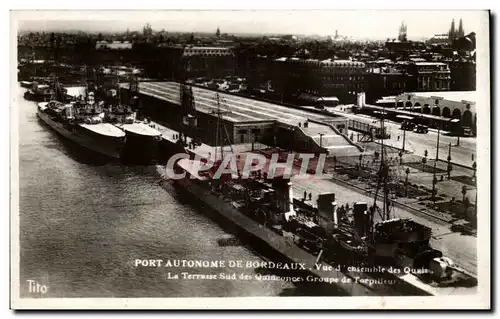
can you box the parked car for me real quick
[463,127,474,137]
[414,124,429,134]
[401,121,415,131]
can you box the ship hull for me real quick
[25,90,51,102]
[173,177,370,296]
[20,81,33,88]
[117,123,162,164]
[172,175,433,296]
[37,107,125,159]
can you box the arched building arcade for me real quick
[395,91,477,132]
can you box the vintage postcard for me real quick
[10,10,490,309]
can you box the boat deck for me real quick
[176,171,432,296]
[117,122,162,137]
[79,123,126,138]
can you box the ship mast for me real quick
[213,93,234,162]
[215,93,223,162]
[82,65,92,100]
[372,104,392,223]
[49,75,57,101]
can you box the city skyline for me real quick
[17,10,485,40]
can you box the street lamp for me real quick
[432,175,438,205]
[405,167,410,197]
[435,127,441,161]
[431,127,441,205]
[463,197,470,218]
[462,185,467,203]
[447,142,452,179]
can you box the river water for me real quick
[17,84,301,298]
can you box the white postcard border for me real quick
[9,9,491,310]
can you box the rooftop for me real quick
[128,81,345,124]
[185,46,233,51]
[408,91,476,103]
[182,46,234,57]
[414,62,448,66]
[274,57,365,67]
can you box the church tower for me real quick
[449,19,456,43]
[398,21,407,42]
[458,18,465,38]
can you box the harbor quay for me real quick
[17,75,478,298]
[121,81,477,284]
[126,81,476,229]
[13,12,487,309]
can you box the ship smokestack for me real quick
[286,181,296,221]
[331,201,338,225]
[357,92,366,108]
[272,179,296,221]
[316,193,336,234]
[353,202,369,237]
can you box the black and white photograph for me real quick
[9,9,490,309]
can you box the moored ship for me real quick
[106,103,163,163]
[24,81,53,102]
[101,81,163,163]
[37,87,126,159]
[20,80,33,88]
[166,93,477,296]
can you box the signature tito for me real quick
[26,280,48,294]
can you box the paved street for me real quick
[327,108,477,168]
[291,176,477,276]
[128,84,478,277]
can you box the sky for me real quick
[16,10,488,40]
